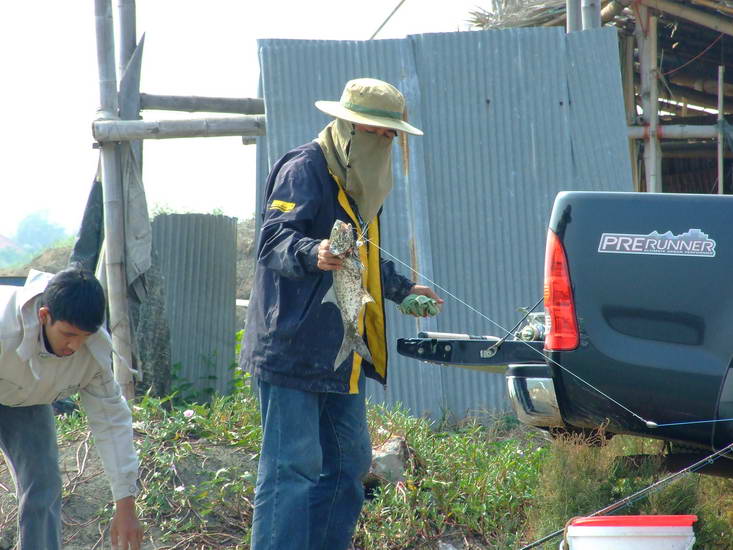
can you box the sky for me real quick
[0,1,485,239]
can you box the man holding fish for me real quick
[240,77,442,550]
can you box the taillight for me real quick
[544,229,579,350]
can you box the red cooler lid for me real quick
[571,515,698,527]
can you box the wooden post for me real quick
[94,0,135,399]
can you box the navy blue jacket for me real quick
[240,141,414,394]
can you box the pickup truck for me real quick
[398,191,733,460]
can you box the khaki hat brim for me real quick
[315,100,423,136]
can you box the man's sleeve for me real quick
[258,157,324,279]
[381,259,414,304]
[79,367,139,501]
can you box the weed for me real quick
[45,358,733,549]
[525,430,733,549]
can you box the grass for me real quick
[50,373,733,549]
[526,430,733,550]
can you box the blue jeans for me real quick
[0,403,62,550]
[250,378,372,550]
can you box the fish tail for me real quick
[334,326,373,370]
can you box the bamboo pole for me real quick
[622,35,642,191]
[94,0,135,399]
[93,115,266,142]
[567,0,582,32]
[657,98,710,116]
[636,9,662,192]
[691,0,733,17]
[634,74,733,113]
[628,124,718,139]
[601,0,632,22]
[581,0,602,29]
[718,65,725,194]
[140,94,265,115]
[639,0,733,37]
[117,0,136,79]
[95,0,117,120]
[667,73,733,100]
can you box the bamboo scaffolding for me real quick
[635,74,733,113]
[94,0,135,399]
[691,0,733,16]
[581,0,602,28]
[140,94,265,115]
[668,72,733,100]
[639,0,733,37]
[117,0,145,397]
[93,115,266,142]
[718,66,725,194]
[548,0,628,28]
[601,0,632,21]
[637,9,662,192]
[658,97,711,116]
[622,35,642,191]
[117,0,136,79]
[566,0,582,32]
[628,123,718,139]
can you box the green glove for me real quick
[398,294,440,317]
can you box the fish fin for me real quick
[334,327,373,370]
[322,285,337,305]
[361,291,375,306]
[334,338,351,371]
[353,333,373,364]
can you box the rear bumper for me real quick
[506,364,564,428]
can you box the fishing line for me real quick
[364,236,733,429]
[518,440,733,550]
[365,236,651,425]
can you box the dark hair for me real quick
[41,263,106,333]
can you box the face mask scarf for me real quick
[316,118,393,225]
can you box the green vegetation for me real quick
[0,211,73,270]
[49,369,733,548]
[528,431,733,550]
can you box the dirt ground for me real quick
[0,436,253,550]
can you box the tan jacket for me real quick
[0,270,139,500]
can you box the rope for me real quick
[662,33,723,76]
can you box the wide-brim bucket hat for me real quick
[315,78,423,136]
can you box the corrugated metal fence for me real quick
[257,27,633,420]
[152,214,237,395]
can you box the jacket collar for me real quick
[15,270,53,363]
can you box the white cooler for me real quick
[564,515,697,550]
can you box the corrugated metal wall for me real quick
[256,27,633,420]
[152,214,237,395]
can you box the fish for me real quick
[322,219,375,370]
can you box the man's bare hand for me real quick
[111,496,143,550]
[317,239,345,271]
